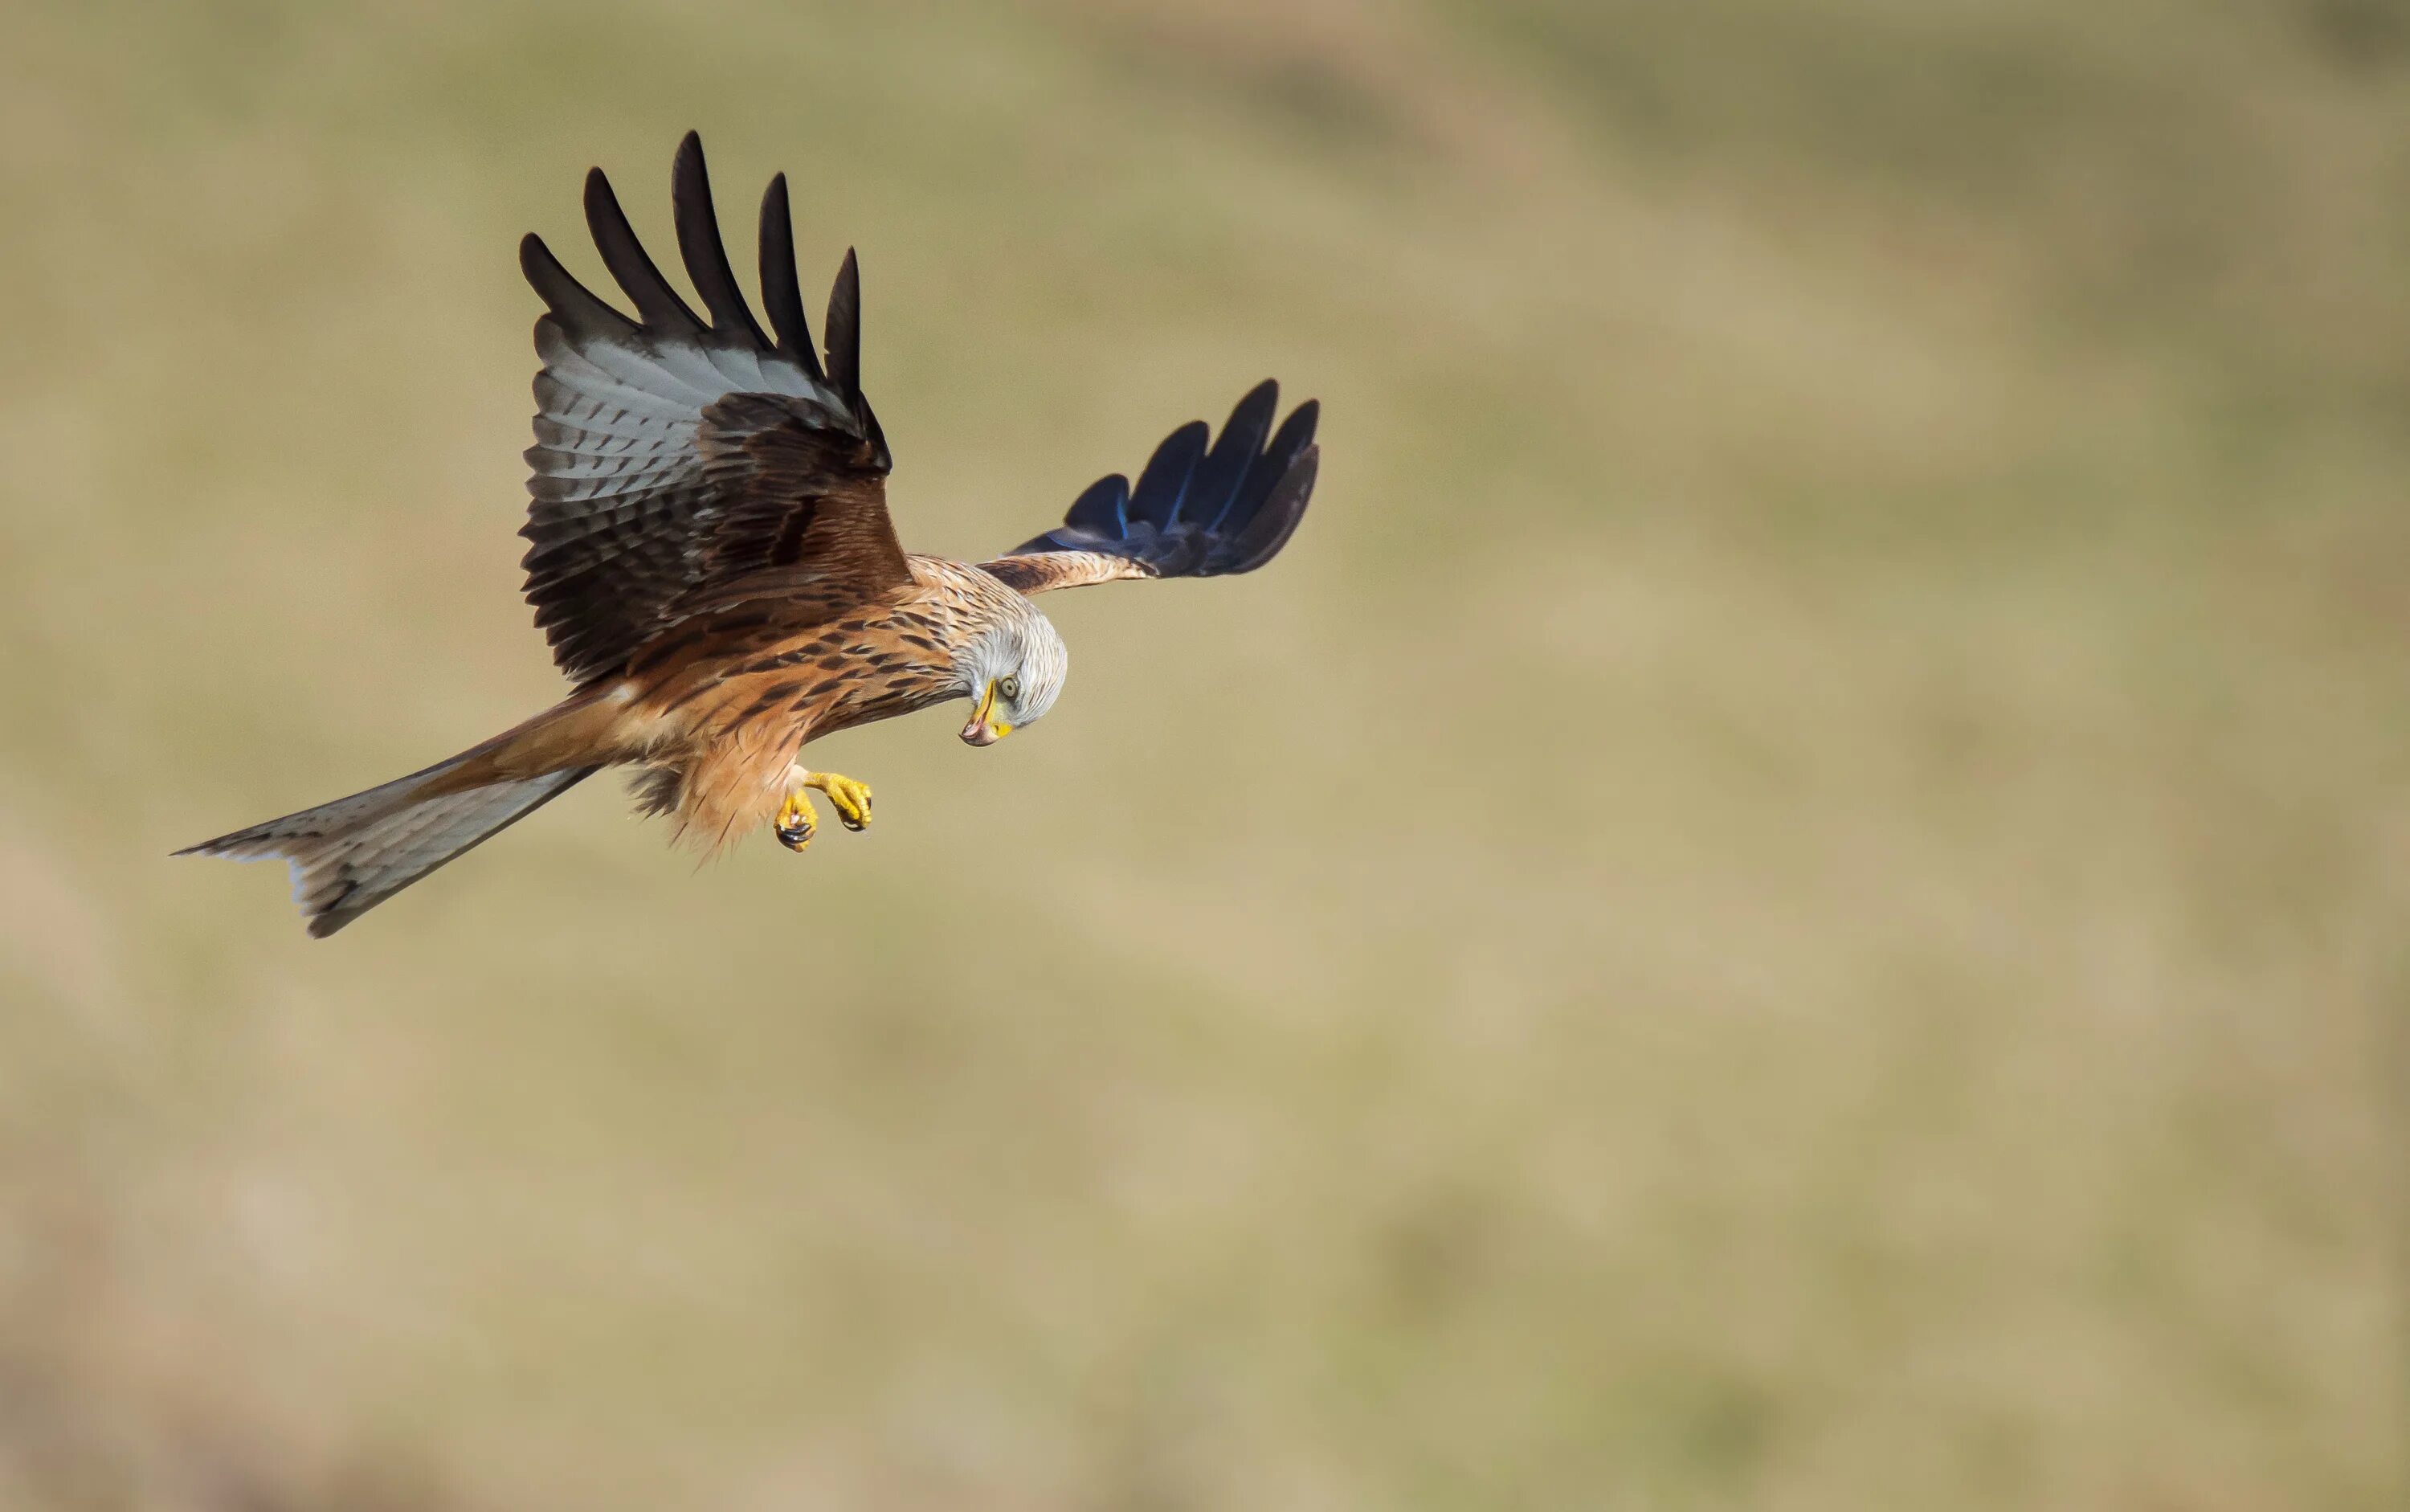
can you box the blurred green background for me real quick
[3,1,2406,1507]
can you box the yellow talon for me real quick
[774,789,817,852]
[804,771,873,832]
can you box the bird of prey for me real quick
[182,133,1321,937]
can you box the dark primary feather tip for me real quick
[1240,399,1318,503]
[1064,474,1131,537]
[1192,381,1280,529]
[1224,442,1317,572]
[520,231,635,336]
[670,131,770,345]
[1226,378,1281,431]
[825,248,863,400]
[758,173,822,372]
[584,166,705,335]
[1128,420,1211,528]
[1272,397,1320,450]
[824,248,889,464]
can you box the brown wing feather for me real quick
[695,392,907,586]
[517,133,906,683]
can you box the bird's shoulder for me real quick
[909,553,1032,613]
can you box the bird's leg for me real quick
[775,766,873,852]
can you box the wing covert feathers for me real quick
[518,132,901,682]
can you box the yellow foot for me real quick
[803,770,873,832]
[774,770,872,851]
[774,789,817,852]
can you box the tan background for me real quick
[2,2,2406,1507]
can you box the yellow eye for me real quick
[999,676,1020,700]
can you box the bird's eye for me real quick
[999,676,1021,700]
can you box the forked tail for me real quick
[179,745,598,938]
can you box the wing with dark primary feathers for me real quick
[517,132,906,683]
[978,380,1320,596]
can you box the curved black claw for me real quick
[776,819,814,851]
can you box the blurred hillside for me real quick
[2,1,2405,1508]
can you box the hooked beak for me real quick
[960,681,1012,746]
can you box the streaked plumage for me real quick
[182,133,1321,937]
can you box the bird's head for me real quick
[958,611,1068,746]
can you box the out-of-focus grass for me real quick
[2,1,2405,1507]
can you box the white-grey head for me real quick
[957,605,1068,746]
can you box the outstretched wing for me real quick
[518,132,907,682]
[978,380,1320,596]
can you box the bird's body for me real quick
[488,555,1045,852]
[183,134,1318,936]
